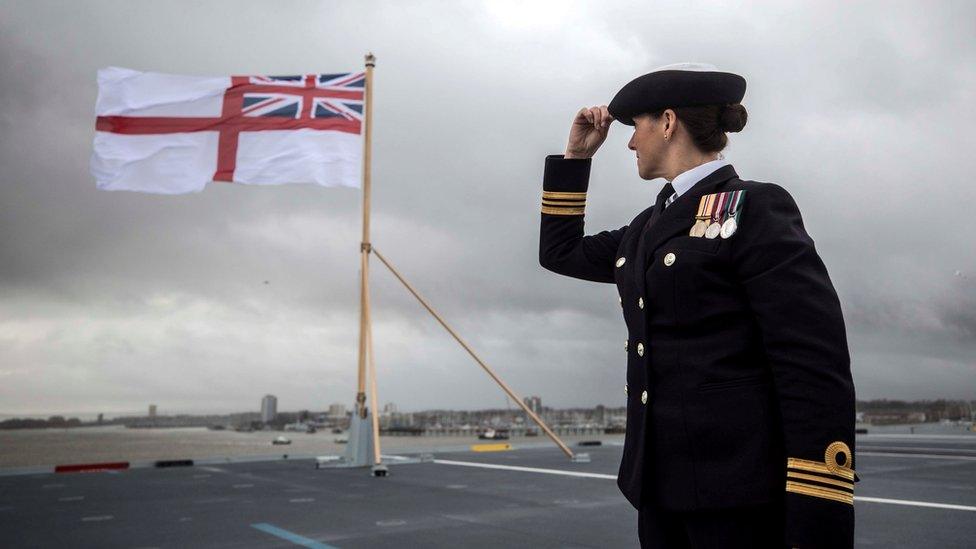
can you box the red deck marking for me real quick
[55,461,130,473]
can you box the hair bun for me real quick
[718,103,748,133]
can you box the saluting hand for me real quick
[565,105,613,159]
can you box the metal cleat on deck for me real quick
[571,452,591,463]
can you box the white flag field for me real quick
[90,66,365,194]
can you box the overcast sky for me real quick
[1,0,974,417]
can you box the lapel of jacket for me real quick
[634,164,739,297]
[618,206,655,291]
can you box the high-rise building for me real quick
[261,394,277,423]
[148,404,157,418]
[382,402,397,414]
[328,403,346,418]
[523,396,542,415]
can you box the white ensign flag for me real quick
[90,66,365,194]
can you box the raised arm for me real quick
[731,183,858,549]
[539,106,626,283]
[539,154,627,283]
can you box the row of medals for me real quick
[689,192,741,240]
[690,217,736,239]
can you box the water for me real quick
[0,425,623,468]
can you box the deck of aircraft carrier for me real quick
[1,434,974,548]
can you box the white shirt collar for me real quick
[668,156,731,198]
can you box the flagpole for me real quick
[350,52,577,468]
[355,52,382,465]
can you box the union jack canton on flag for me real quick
[90,67,366,194]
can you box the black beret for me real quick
[608,63,746,126]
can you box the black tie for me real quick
[657,182,676,209]
[644,182,676,232]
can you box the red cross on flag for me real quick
[90,66,365,194]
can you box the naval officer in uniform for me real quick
[538,63,858,548]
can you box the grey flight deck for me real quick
[1,435,974,548]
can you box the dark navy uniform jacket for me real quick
[538,154,859,549]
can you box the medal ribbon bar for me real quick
[689,194,711,237]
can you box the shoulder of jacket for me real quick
[728,177,786,193]
[727,179,799,208]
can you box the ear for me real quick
[663,108,677,131]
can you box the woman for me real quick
[538,63,858,549]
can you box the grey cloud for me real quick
[1,0,973,416]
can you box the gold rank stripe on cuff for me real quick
[541,206,586,215]
[786,470,854,491]
[541,191,587,216]
[542,191,587,199]
[786,480,854,506]
[787,457,856,482]
[542,199,586,206]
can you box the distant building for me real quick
[382,402,397,414]
[863,410,926,425]
[523,396,542,415]
[148,404,157,418]
[97,413,104,424]
[260,395,277,423]
[328,403,346,418]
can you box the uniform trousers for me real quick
[638,496,786,549]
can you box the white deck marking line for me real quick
[432,459,616,480]
[855,496,976,512]
[860,434,976,440]
[81,515,114,522]
[434,459,976,512]
[859,451,976,461]
[198,466,227,473]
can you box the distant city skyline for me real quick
[3,396,974,423]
